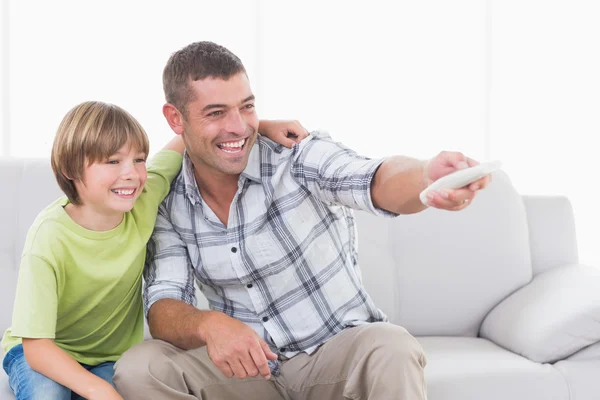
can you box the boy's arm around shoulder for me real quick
[138,136,185,211]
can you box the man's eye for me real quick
[244,104,255,110]
[208,110,223,117]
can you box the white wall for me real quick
[7,0,260,157]
[1,0,598,265]
[490,0,600,265]
[257,0,488,160]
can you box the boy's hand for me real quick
[86,382,123,400]
[258,120,309,148]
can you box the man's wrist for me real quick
[196,310,217,344]
[421,159,430,189]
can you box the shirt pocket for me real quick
[243,220,294,279]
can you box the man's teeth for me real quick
[112,189,135,195]
[219,139,246,150]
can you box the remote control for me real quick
[419,160,502,205]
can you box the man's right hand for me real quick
[201,311,278,380]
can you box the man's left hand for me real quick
[424,151,492,211]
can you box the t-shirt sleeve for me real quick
[10,254,58,339]
[140,150,184,210]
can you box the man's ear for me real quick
[163,103,185,135]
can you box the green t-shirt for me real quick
[1,150,182,365]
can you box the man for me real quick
[114,41,490,399]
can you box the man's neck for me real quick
[191,161,240,226]
[194,169,239,204]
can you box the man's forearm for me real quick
[148,298,215,349]
[370,156,429,214]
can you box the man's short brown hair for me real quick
[51,101,150,205]
[162,41,246,116]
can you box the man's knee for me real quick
[354,323,426,367]
[114,339,175,390]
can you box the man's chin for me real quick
[221,157,250,175]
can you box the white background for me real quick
[0,0,598,265]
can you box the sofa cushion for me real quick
[418,336,569,400]
[480,264,600,363]
[357,171,532,336]
[0,372,12,399]
[568,341,600,362]
[554,360,600,400]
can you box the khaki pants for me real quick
[114,322,427,400]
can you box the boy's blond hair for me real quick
[51,101,150,205]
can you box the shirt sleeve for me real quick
[291,131,396,216]
[10,254,58,339]
[140,150,184,211]
[143,201,197,317]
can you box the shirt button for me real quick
[262,316,269,322]
[246,283,253,288]
[231,247,237,253]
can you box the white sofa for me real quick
[1,158,600,400]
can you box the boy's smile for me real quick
[66,142,147,231]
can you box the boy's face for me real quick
[74,143,148,216]
[180,72,259,178]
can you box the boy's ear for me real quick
[163,103,185,136]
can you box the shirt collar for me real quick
[240,142,262,183]
[182,151,201,205]
[181,142,262,205]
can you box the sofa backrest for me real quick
[0,159,569,341]
[356,171,533,337]
[0,158,63,333]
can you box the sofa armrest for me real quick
[479,264,600,363]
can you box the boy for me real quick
[1,100,306,399]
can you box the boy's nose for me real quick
[121,163,139,180]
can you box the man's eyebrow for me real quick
[201,95,255,112]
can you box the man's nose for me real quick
[224,110,246,136]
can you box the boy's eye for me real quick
[135,158,147,163]
[107,160,119,165]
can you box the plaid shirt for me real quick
[144,132,391,373]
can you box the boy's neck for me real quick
[64,203,124,232]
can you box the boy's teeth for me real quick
[112,189,134,195]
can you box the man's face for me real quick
[181,72,259,177]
